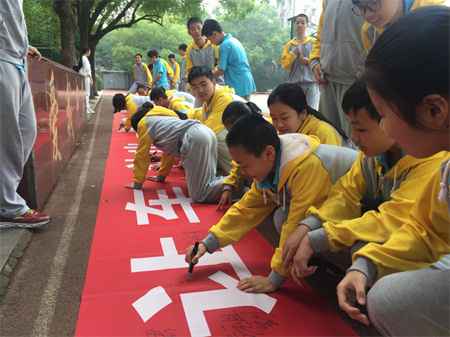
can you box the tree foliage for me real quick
[218,2,290,91]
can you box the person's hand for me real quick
[217,190,232,211]
[312,63,327,85]
[185,242,208,265]
[147,175,165,183]
[125,182,143,190]
[290,236,317,285]
[282,225,309,270]
[28,46,41,60]
[337,271,370,326]
[237,276,277,293]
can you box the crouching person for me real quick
[185,114,356,293]
[126,102,223,203]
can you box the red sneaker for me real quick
[0,209,50,229]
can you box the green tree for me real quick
[23,0,61,61]
[219,2,290,91]
[96,21,190,72]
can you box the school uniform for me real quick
[217,33,256,99]
[352,155,450,336]
[123,94,152,130]
[202,134,357,287]
[223,114,343,192]
[0,0,36,218]
[169,61,180,89]
[304,151,448,254]
[310,0,366,136]
[129,62,152,93]
[281,37,320,109]
[133,106,223,203]
[188,85,244,174]
[361,0,446,51]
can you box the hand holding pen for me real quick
[185,241,208,273]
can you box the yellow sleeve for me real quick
[143,64,153,86]
[280,41,296,71]
[187,107,202,121]
[158,153,176,177]
[209,184,277,246]
[354,166,450,279]
[133,119,153,183]
[307,152,366,225]
[223,161,241,189]
[185,44,194,75]
[271,156,332,276]
[310,0,325,62]
[324,154,442,252]
[174,62,180,82]
[313,122,343,146]
[125,98,138,130]
[205,93,232,134]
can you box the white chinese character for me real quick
[181,271,277,337]
[126,188,199,224]
[130,237,252,280]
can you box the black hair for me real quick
[112,93,126,113]
[137,83,147,90]
[187,17,202,29]
[168,53,176,59]
[135,53,143,58]
[131,102,154,131]
[268,82,348,139]
[188,65,215,84]
[201,19,223,37]
[342,80,380,121]
[226,114,280,157]
[150,87,167,102]
[363,6,449,128]
[147,49,159,58]
[82,47,90,55]
[222,101,261,127]
[178,43,188,51]
[296,13,309,24]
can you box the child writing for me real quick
[185,114,356,293]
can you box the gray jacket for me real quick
[313,0,366,85]
[145,116,199,156]
[0,0,28,64]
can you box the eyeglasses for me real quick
[352,0,381,16]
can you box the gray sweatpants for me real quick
[0,61,36,218]
[300,82,320,111]
[319,81,352,137]
[180,124,223,203]
[368,268,450,336]
[216,129,232,175]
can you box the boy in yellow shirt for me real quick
[284,80,447,279]
[187,66,244,174]
[124,103,224,203]
[168,53,180,90]
[334,8,450,335]
[185,114,356,293]
[219,82,347,210]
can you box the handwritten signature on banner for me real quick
[122,142,278,337]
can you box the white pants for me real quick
[84,76,91,112]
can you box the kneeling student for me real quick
[185,114,356,293]
[125,103,223,203]
[285,80,446,283]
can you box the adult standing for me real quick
[280,14,320,110]
[79,48,94,114]
[310,0,366,136]
[202,19,256,100]
[0,0,50,228]
[129,53,152,94]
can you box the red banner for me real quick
[75,113,356,337]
